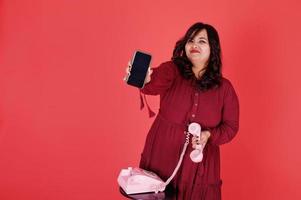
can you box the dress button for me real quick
[192,114,195,118]
[195,103,198,106]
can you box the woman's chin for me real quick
[189,57,206,65]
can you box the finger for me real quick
[199,138,207,145]
[144,68,152,84]
[200,139,208,147]
[148,67,153,75]
[192,135,199,140]
[192,138,200,145]
[200,135,207,141]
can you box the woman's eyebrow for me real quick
[196,36,208,40]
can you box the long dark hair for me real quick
[172,22,222,91]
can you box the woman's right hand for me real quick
[124,61,153,84]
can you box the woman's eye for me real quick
[199,40,206,44]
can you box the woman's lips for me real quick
[190,49,200,53]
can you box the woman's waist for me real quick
[156,112,188,129]
[157,112,217,132]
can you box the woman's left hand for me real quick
[192,130,211,149]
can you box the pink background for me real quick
[0,0,301,199]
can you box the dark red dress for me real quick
[139,61,239,200]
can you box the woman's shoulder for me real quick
[156,60,179,75]
[221,77,232,87]
[219,77,238,96]
[219,77,237,92]
[158,60,178,69]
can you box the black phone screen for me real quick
[127,51,152,88]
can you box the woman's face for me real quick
[185,29,210,66]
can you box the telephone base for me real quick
[117,167,166,194]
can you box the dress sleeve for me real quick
[140,61,177,95]
[208,81,240,146]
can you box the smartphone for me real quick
[126,51,152,88]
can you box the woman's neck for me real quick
[192,64,206,79]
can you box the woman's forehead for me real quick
[191,29,208,39]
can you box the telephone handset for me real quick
[188,122,204,163]
[118,122,205,194]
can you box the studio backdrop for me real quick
[0,0,300,199]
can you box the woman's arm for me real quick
[140,61,177,95]
[207,81,240,146]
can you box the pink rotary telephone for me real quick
[118,122,204,194]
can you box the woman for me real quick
[129,22,239,200]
